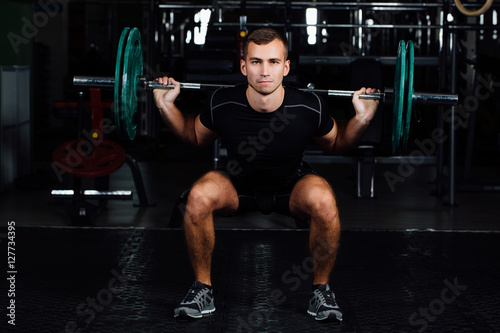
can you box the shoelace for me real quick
[315,289,337,307]
[183,286,210,304]
[321,290,337,306]
[182,287,202,302]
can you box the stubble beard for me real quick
[248,80,282,96]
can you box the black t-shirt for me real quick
[200,85,334,192]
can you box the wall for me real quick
[0,0,34,66]
[0,0,34,191]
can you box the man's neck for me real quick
[246,85,285,113]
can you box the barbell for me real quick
[73,27,458,153]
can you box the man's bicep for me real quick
[194,114,219,147]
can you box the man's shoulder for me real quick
[210,84,247,108]
[284,86,322,109]
[211,84,246,98]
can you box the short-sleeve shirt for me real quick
[199,85,334,192]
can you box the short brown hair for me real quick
[242,28,289,60]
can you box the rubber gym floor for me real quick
[2,225,499,333]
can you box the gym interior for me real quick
[1,1,499,332]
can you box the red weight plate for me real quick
[53,139,126,178]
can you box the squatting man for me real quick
[154,28,379,321]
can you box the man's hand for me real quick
[153,76,181,110]
[352,87,380,125]
[151,76,217,148]
[317,86,380,152]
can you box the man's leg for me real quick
[174,170,239,318]
[289,174,342,321]
[289,174,340,284]
[183,170,239,286]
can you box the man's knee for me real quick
[291,176,336,218]
[185,171,238,218]
[304,182,337,216]
[186,183,213,212]
[185,178,220,219]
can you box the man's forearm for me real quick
[158,102,198,145]
[334,116,371,152]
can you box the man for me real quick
[154,28,379,321]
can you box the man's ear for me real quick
[240,59,247,76]
[283,59,290,77]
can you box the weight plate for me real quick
[121,27,143,140]
[392,40,406,154]
[402,40,414,152]
[114,27,130,137]
[52,139,126,178]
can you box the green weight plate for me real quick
[402,40,414,152]
[392,40,406,154]
[121,27,143,140]
[114,27,130,137]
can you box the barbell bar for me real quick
[73,75,457,105]
[73,27,459,153]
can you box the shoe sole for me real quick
[307,309,343,321]
[175,307,216,319]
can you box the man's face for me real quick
[241,39,290,96]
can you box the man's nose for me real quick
[261,64,270,76]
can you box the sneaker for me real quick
[307,284,343,321]
[174,281,215,319]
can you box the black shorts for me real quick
[223,161,317,216]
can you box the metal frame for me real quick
[51,190,133,200]
[159,1,490,10]
[298,55,440,66]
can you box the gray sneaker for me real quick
[174,281,215,319]
[307,284,343,321]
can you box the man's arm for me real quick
[314,87,379,153]
[153,76,218,147]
